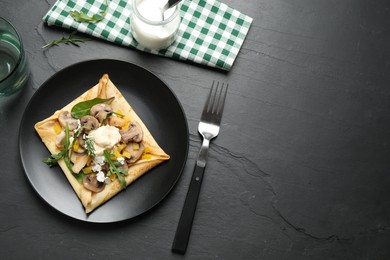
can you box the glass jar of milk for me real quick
[131,0,181,50]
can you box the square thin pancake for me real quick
[35,74,169,213]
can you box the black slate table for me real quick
[1,0,390,259]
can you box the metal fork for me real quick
[172,81,229,254]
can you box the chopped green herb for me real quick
[103,150,128,189]
[63,124,74,174]
[43,124,89,183]
[43,124,74,175]
[43,150,66,166]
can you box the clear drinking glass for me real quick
[0,17,29,97]
[131,0,181,50]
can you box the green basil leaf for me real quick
[71,97,114,119]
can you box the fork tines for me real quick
[203,81,229,121]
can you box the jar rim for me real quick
[132,0,179,26]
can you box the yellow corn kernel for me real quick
[73,141,79,152]
[115,110,124,116]
[82,166,93,174]
[133,143,139,151]
[117,143,127,152]
[53,123,63,134]
[114,149,122,159]
[141,154,152,160]
[122,150,131,159]
[144,146,151,154]
[121,117,131,130]
[109,174,116,180]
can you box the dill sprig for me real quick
[84,135,96,157]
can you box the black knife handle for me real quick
[172,164,205,254]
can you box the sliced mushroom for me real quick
[77,134,86,150]
[124,142,145,164]
[90,103,113,123]
[70,152,89,173]
[80,115,99,133]
[83,174,105,193]
[120,121,143,143]
[58,111,78,130]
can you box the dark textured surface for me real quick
[1,0,390,259]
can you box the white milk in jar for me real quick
[131,0,181,50]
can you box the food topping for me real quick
[108,115,127,128]
[58,111,79,130]
[70,152,89,173]
[88,125,121,155]
[119,121,143,143]
[44,97,150,193]
[83,174,105,193]
[80,115,99,133]
[124,142,145,164]
[96,171,107,183]
[90,103,112,123]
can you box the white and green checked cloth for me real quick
[43,0,253,71]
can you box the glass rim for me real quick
[132,0,179,26]
[0,17,24,84]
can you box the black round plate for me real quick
[19,59,189,223]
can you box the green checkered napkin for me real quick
[43,0,253,71]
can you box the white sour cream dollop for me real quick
[88,125,121,155]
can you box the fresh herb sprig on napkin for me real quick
[70,0,109,23]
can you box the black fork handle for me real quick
[172,164,205,254]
